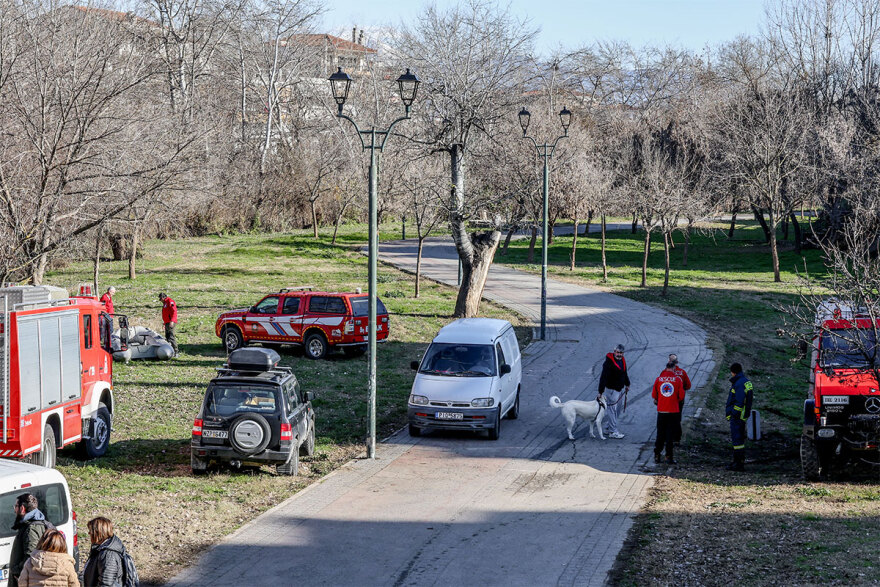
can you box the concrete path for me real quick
[169,237,714,587]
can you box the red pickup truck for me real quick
[215,288,389,359]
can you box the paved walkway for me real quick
[169,237,714,587]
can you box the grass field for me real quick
[45,225,528,584]
[497,221,880,585]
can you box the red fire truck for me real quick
[0,286,116,467]
[802,300,880,479]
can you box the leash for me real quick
[592,398,606,422]
[600,390,626,407]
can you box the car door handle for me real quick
[48,401,57,406]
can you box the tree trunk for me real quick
[782,218,789,241]
[769,225,781,282]
[93,226,103,295]
[601,215,608,282]
[527,225,537,264]
[332,200,351,245]
[790,212,802,254]
[570,217,578,271]
[584,210,593,237]
[728,210,737,238]
[449,143,502,318]
[683,222,691,267]
[402,215,406,240]
[548,219,555,245]
[129,224,139,280]
[311,199,319,239]
[452,230,501,317]
[631,213,638,234]
[641,229,651,288]
[31,254,48,286]
[662,231,671,296]
[111,234,126,261]
[415,237,424,298]
[500,227,515,256]
[752,206,771,243]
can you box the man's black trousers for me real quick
[655,412,680,457]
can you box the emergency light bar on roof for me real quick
[279,286,314,293]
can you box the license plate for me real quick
[824,396,849,405]
[203,430,228,439]
[435,412,463,420]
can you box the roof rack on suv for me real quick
[279,286,314,293]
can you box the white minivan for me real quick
[0,460,78,585]
[408,318,522,440]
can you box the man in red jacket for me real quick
[99,286,116,315]
[159,293,178,357]
[652,360,686,465]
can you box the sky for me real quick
[320,0,768,55]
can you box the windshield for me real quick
[204,383,280,417]
[820,329,879,368]
[418,343,496,377]
[349,297,388,317]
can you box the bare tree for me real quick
[394,0,537,317]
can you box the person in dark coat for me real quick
[597,344,631,439]
[725,362,754,472]
[9,494,54,587]
[82,517,127,587]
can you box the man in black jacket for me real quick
[598,344,631,439]
[9,493,53,587]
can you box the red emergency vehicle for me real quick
[215,287,389,360]
[802,300,880,479]
[0,286,116,467]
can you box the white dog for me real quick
[549,395,606,441]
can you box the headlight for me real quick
[409,395,428,406]
[471,397,495,408]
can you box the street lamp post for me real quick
[329,67,420,459]
[518,106,572,341]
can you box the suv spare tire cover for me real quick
[229,414,273,456]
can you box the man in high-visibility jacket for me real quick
[725,362,753,472]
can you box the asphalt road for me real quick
[169,236,714,587]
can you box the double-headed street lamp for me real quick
[328,66,420,459]
[517,105,572,341]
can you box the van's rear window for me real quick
[349,297,387,317]
[0,483,69,538]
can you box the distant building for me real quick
[294,30,378,76]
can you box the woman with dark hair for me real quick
[18,529,78,586]
[82,517,130,587]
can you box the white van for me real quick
[408,318,522,440]
[0,461,77,585]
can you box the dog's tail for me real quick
[549,396,563,408]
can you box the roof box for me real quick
[226,348,281,372]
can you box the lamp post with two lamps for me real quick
[517,105,572,341]
[328,67,420,459]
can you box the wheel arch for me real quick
[43,413,62,449]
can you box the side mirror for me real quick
[500,364,512,376]
[304,391,314,402]
[410,361,420,371]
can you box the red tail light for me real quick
[72,511,78,547]
[192,419,203,436]
[280,423,292,441]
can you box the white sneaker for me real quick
[608,432,625,439]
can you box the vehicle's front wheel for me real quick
[801,434,821,480]
[276,449,299,476]
[304,332,328,360]
[79,404,111,459]
[487,407,501,440]
[223,327,244,352]
[300,422,315,457]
